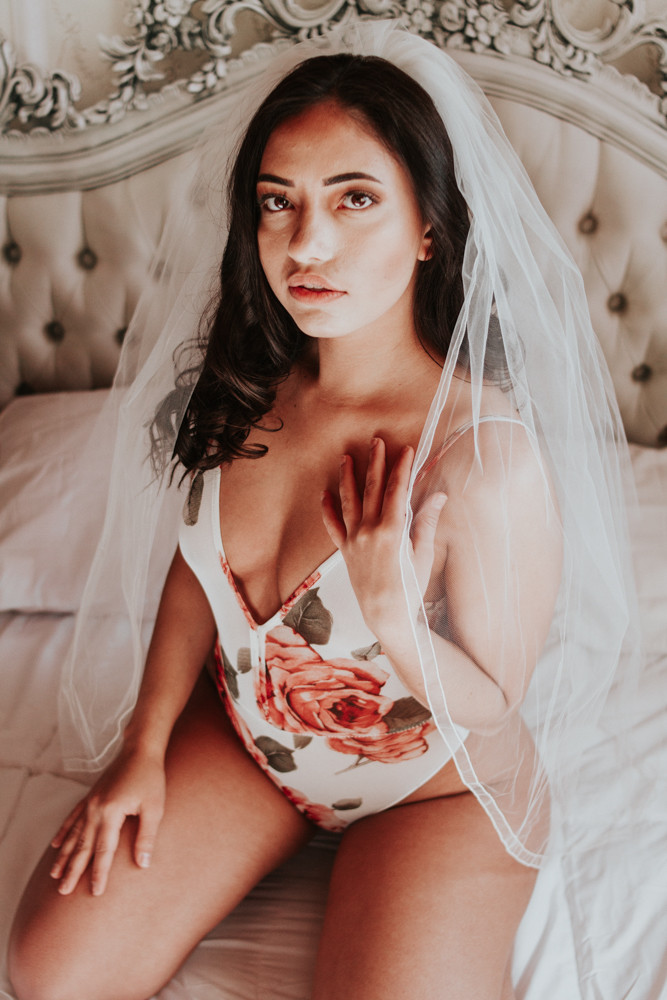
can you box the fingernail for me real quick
[340,454,347,468]
[370,437,379,449]
[91,882,103,896]
[49,865,60,879]
[138,852,151,869]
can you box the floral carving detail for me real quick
[2,0,667,133]
[398,0,436,38]
[0,37,83,131]
[437,1,511,55]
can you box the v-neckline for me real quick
[212,466,343,630]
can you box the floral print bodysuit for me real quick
[178,466,455,832]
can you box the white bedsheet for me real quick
[1,444,666,999]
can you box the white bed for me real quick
[1,2,667,998]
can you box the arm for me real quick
[123,546,217,759]
[321,429,562,733]
[51,546,216,895]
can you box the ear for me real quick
[418,227,433,262]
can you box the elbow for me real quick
[466,682,521,736]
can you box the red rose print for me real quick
[258,625,392,737]
[225,700,270,770]
[327,721,434,763]
[281,785,346,832]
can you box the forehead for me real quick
[259,100,400,174]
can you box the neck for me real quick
[302,324,441,409]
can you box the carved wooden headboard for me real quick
[1,0,666,446]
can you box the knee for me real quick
[9,919,160,1000]
[8,929,62,1000]
[8,922,82,1000]
[9,919,118,1000]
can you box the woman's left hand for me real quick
[320,437,447,642]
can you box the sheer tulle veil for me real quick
[59,21,642,869]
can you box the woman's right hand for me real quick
[49,748,166,897]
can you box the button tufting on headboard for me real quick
[2,98,666,447]
[631,363,653,383]
[44,321,66,343]
[488,96,667,447]
[578,212,598,234]
[2,241,21,265]
[77,247,98,270]
[607,292,628,314]
[115,327,127,346]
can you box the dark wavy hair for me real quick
[161,52,471,474]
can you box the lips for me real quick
[287,273,342,292]
[287,274,345,304]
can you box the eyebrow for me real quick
[257,171,383,187]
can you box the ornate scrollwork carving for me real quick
[0,35,83,132]
[1,0,666,134]
[435,1,511,55]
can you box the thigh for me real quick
[312,792,537,1000]
[9,674,313,1000]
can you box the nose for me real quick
[288,203,334,264]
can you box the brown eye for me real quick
[260,194,291,213]
[341,191,377,210]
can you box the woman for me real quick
[8,24,637,1000]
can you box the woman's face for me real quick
[256,100,432,344]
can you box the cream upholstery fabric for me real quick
[492,99,667,448]
[1,100,666,446]
[0,157,192,404]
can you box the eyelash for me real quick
[257,190,379,213]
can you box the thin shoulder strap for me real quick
[416,415,526,483]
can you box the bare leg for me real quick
[9,674,313,1000]
[312,792,536,1000]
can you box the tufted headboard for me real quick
[1,1,666,447]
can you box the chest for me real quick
[215,411,419,623]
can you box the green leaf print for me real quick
[293,735,313,750]
[283,588,333,645]
[237,647,252,673]
[383,697,431,733]
[183,470,204,526]
[255,736,297,773]
[351,641,382,660]
[220,645,239,701]
[331,798,363,811]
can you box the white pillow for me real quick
[0,391,114,612]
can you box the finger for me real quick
[51,800,86,849]
[321,490,346,549]
[90,820,122,896]
[361,437,386,521]
[50,812,88,879]
[381,446,414,522]
[338,453,362,529]
[134,802,164,872]
[57,822,97,895]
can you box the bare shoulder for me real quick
[427,417,562,566]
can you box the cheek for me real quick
[257,231,281,291]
